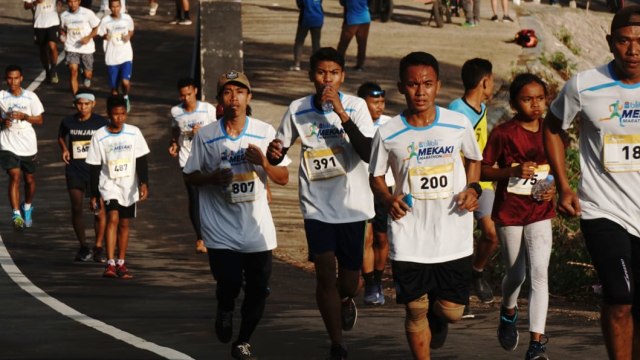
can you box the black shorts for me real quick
[392,255,472,305]
[304,219,366,271]
[65,171,90,192]
[104,199,136,219]
[582,218,640,318]
[370,187,392,233]
[0,151,37,173]
[34,26,58,46]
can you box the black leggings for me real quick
[184,180,202,240]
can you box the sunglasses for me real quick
[369,90,385,97]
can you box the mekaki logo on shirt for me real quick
[305,122,345,140]
[599,99,640,126]
[403,140,454,164]
[107,142,133,154]
[221,149,246,165]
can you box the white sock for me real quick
[116,259,125,266]
[23,203,31,210]
[107,259,116,266]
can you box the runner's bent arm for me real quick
[136,155,149,201]
[341,118,372,163]
[245,143,288,185]
[370,174,409,220]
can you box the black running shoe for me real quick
[231,342,257,360]
[472,270,495,303]
[75,246,92,262]
[215,309,233,343]
[428,306,448,349]
[498,306,519,351]
[341,298,357,331]
[327,343,348,360]
[525,335,549,360]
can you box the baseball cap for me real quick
[217,70,251,95]
[611,5,640,33]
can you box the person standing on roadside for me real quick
[0,65,44,231]
[24,0,62,84]
[369,51,482,359]
[267,47,375,360]
[171,0,192,25]
[60,0,100,98]
[290,0,324,71]
[336,0,371,71]
[544,6,640,359]
[57,91,108,262]
[169,77,217,254]
[490,0,513,22]
[184,71,290,360]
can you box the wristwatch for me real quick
[467,182,482,197]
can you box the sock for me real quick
[107,259,116,266]
[362,271,374,286]
[373,269,383,283]
[13,209,20,215]
[23,203,31,210]
[472,268,484,278]
[184,10,190,19]
[116,259,125,266]
[123,94,129,99]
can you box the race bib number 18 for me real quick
[603,134,640,172]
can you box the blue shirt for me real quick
[298,0,324,28]
[342,0,370,25]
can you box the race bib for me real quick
[111,31,125,45]
[69,27,82,37]
[72,140,90,159]
[226,171,258,203]
[507,164,550,195]
[181,129,194,147]
[603,134,640,172]
[304,147,347,180]
[408,163,454,200]
[41,0,54,11]
[107,158,133,179]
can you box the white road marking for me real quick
[26,50,65,93]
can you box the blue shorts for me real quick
[106,61,133,89]
[304,219,366,271]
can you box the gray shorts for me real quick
[65,52,94,71]
[474,188,495,220]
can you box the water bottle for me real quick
[321,85,334,112]
[531,175,554,201]
[219,156,232,194]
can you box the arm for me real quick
[7,111,43,126]
[341,118,372,162]
[80,26,99,45]
[481,161,538,182]
[543,111,580,216]
[168,126,180,157]
[57,135,71,164]
[136,155,149,201]
[370,174,409,220]
[457,159,481,212]
[183,169,233,187]
[245,143,289,185]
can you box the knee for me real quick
[405,294,429,333]
[23,174,35,186]
[483,227,499,246]
[245,282,271,301]
[604,303,633,320]
[433,299,465,324]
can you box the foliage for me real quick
[540,51,577,80]
[555,26,582,56]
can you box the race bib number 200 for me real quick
[408,163,454,200]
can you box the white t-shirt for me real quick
[550,62,640,237]
[373,114,395,187]
[0,89,44,156]
[170,101,217,167]
[85,124,150,207]
[98,13,134,66]
[183,118,291,252]
[24,0,60,28]
[369,108,482,264]
[277,93,375,223]
[60,7,100,54]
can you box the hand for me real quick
[456,188,479,212]
[3,118,12,128]
[10,111,26,121]
[538,184,556,202]
[62,150,70,164]
[557,188,581,217]
[139,183,149,201]
[214,168,233,187]
[191,124,201,135]
[267,139,284,162]
[321,86,346,116]
[89,197,98,212]
[513,161,537,179]
[389,195,412,220]
[168,142,179,157]
[245,143,267,167]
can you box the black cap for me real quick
[611,5,640,33]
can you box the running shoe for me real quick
[341,297,357,331]
[103,264,117,278]
[328,343,348,360]
[363,282,381,305]
[75,246,93,262]
[124,96,131,113]
[376,281,386,305]
[289,65,301,71]
[231,342,257,360]
[179,18,193,25]
[525,336,549,360]
[472,270,495,303]
[21,203,33,228]
[170,18,181,24]
[93,246,106,263]
[148,1,159,16]
[83,78,91,88]
[498,306,519,351]
[215,308,233,343]
[462,21,477,28]
[12,213,24,231]
[116,264,133,279]
[49,71,59,84]
[503,15,514,22]
[491,15,499,21]
[195,239,207,254]
[428,306,448,349]
[461,304,475,319]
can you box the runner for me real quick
[98,0,134,112]
[57,91,108,262]
[357,81,393,306]
[86,95,150,279]
[448,58,498,308]
[183,71,290,360]
[23,0,62,84]
[169,77,217,254]
[543,6,640,359]
[0,65,44,231]
[267,47,375,360]
[369,51,482,358]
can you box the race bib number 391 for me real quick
[304,147,347,180]
[603,134,640,173]
[408,163,454,200]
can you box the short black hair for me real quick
[461,58,492,90]
[611,5,640,34]
[509,73,548,102]
[357,82,383,98]
[176,77,196,90]
[5,65,22,77]
[399,52,439,81]
[107,94,127,113]
[310,47,345,72]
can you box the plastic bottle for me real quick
[532,175,554,201]
[321,85,334,112]
[219,156,232,171]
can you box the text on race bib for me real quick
[72,140,91,159]
[408,162,454,200]
[506,163,550,195]
[107,158,133,179]
[69,27,83,37]
[226,171,258,203]
[304,147,347,180]
[603,134,640,173]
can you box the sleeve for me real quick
[267,125,292,167]
[85,133,101,165]
[97,18,106,36]
[89,11,101,27]
[58,119,69,139]
[481,125,502,166]
[369,129,389,177]
[183,132,204,174]
[460,121,482,161]
[276,107,299,148]
[549,73,581,130]
[30,94,45,116]
[135,128,151,158]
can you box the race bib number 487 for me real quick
[107,158,133,179]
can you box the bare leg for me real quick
[314,252,343,345]
[68,188,87,247]
[23,172,35,204]
[94,198,106,248]
[105,209,119,261]
[601,303,633,359]
[69,64,79,95]
[117,217,130,260]
[473,216,499,271]
[7,168,22,210]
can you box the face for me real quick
[108,106,127,130]
[178,85,198,107]
[67,0,80,12]
[218,84,251,118]
[365,95,385,121]
[75,98,95,117]
[5,70,23,93]
[310,60,345,94]
[398,65,440,114]
[608,26,640,82]
[109,0,121,16]
[512,82,546,122]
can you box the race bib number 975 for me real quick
[603,134,640,172]
[506,163,550,195]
